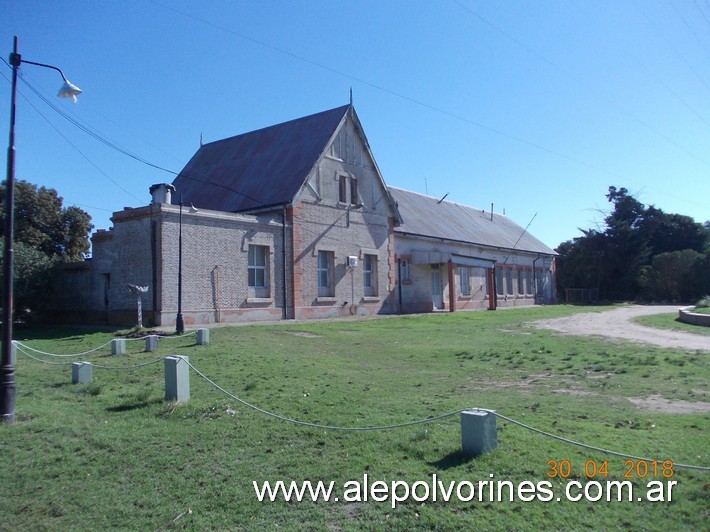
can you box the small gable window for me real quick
[339,176,348,203]
[350,178,358,205]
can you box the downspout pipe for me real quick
[282,205,288,320]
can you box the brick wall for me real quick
[156,206,289,326]
[292,133,398,318]
[395,234,556,313]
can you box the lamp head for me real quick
[58,79,82,103]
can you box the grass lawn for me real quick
[635,313,710,335]
[1,306,708,530]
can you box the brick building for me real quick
[50,104,556,326]
[390,187,556,313]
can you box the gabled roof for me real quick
[389,187,557,256]
[172,105,351,212]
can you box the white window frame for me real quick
[248,244,269,298]
[506,269,513,295]
[460,266,471,296]
[526,270,534,295]
[363,254,377,296]
[495,268,503,296]
[400,258,411,283]
[317,250,334,297]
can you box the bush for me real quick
[0,242,59,318]
[639,249,707,302]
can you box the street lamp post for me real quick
[1,36,81,423]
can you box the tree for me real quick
[0,179,93,315]
[0,242,58,316]
[600,187,649,299]
[637,206,707,256]
[556,186,710,302]
[0,179,93,261]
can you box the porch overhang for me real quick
[411,250,495,269]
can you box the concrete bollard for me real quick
[196,328,210,345]
[145,335,159,352]
[111,339,126,355]
[461,410,498,457]
[164,355,190,403]
[72,362,93,384]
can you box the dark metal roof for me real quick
[389,187,557,255]
[172,105,350,212]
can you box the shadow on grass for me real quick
[428,449,472,470]
[13,323,123,341]
[107,398,162,413]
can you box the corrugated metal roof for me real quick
[172,105,350,212]
[389,187,557,255]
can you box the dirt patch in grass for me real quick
[287,331,322,338]
[553,388,598,397]
[471,373,580,395]
[498,329,532,335]
[531,305,710,351]
[627,395,710,413]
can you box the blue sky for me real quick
[2,0,708,251]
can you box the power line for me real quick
[3,57,271,211]
[18,70,180,176]
[635,0,710,97]
[455,0,710,158]
[14,80,142,201]
[146,1,672,179]
[150,0,710,210]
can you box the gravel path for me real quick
[532,305,709,351]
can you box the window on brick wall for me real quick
[363,254,377,297]
[495,268,503,296]
[460,266,471,296]
[400,258,411,283]
[248,245,269,298]
[517,269,525,295]
[317,250,334,297]
[525,270,532,294]
[505,269,513,295]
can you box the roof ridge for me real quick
[388,185,506,216]
[203,104,351,147]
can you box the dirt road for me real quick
[532,305,709,351]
